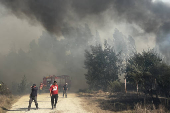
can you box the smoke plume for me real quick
[1,0,170,90]
[1,0,170,35]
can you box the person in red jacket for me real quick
[50,81,58,109]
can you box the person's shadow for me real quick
[1,107,52,111]
[1,107,27,111]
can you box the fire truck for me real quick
[42,75,71,92]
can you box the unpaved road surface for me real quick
[7,93,89,113]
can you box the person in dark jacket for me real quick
[28,84,38,111]
[63,83,68,98]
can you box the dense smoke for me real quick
[1,0,170,91]
[0,0,169,34]
[1,0,170,57]
[0,24,99,92]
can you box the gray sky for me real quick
[0,5,155,54]
[0,5,43,54]
[0,0,169,54]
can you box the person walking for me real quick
[39,82,44,94]
[28,84,38,111]
[50,81,58,109]
[63,83,68,98]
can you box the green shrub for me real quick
[17,75,28,94]
[108,81,122,94]
[85,89,93,93]
[78,89,93,93]
[0,82,11,95]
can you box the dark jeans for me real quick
[51,94,58,106]
[63,90,67,98]
[28,96,38,109]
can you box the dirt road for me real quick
[7,93,89,113]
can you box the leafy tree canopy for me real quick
[84,41,122,90]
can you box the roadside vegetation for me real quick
[0,82,18,113]
[0,76,30,113]
[81,41,170,112]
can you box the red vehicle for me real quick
[43,75,71,92]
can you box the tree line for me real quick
[84,41,170,98]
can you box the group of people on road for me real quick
[28,81,68,111]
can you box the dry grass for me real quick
[79,91,130,113]
[78,91,169,113]
[0,95,19,113]
[134,103,167,113]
